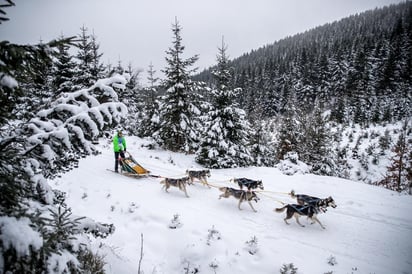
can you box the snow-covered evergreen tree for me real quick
[155,18,201,152]
[135,62,161,138]
[379,120,412,192]
[299,103,339,176]
[249,120,277,167]
[73,26,94,90]
[1,30,126,271]
[196,39,253,168]
[276,94,302,160]
[147,61,159,89]
[90,31,106,81]
[52,35,77,96]
[74,26,105,94]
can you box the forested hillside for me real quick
[195,2,412,124]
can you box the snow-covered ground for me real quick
[50,136,412,274]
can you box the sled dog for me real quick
[231,177,264,191]
[160,177,190,198]
[290,190,337,212]
[186,169,211,187]
[218,187,259,212]
[275,204,326,229]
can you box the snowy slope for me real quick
[49,136,412,274]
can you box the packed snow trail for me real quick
[50,137,412,274]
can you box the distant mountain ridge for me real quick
[194,1,412,124]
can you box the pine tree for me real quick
[380,121,412,192]
[300,103,339,176]
[196,38,253,168]
[249,120,276,167]
[52,35,77,96]
[90,31,105,81]
[155,18,200,152]
[136,62,161,138]
[74,26,94,90]
[276,93,302,160]
[147,61,159,89]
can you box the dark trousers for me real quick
[114,151,125,172]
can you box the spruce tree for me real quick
[196,39,253,168]
[300,103,339,176]
[276,93,301,160]
[74,26,94,90]
[380,121,412,192]
[52,35,77,96]
[155,18,200,152]
[249,120,276,167]
[137,62,161,138]
[90,31,105,80]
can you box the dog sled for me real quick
[117,152,151,178]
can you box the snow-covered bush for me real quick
[245,235,258,255]
[169,213,183,229]
[276,151,310,175]
[279,263,298,274]
[206,225,221,245]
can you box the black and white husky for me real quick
[160,177,191,198]
[218,187,260,212]
[231,177,264,191]
[186,169,211,187]
[275,204,326,229]
[290,190,337,212]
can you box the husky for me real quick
[218,187,260,212]
[186,169,211,188]
[290,190,337,212]
[231,177,264,191]
[275,204,326,229]
[160,177,190,198]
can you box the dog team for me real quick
[159,169,337,229]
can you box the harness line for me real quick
[255,190,290,195]
[204,181,228,189]
[255,191,286,205]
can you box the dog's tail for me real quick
[274,205,287,213]
[159,179,165,185]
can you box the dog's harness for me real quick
[166,177,189,188]
[230,188,259,202]
[188,170,210,177]
[290,204,320,215]
[236,178,258,185]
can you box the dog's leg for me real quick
[238,198,243,210]
[284,210,292,225]
[311,216,325,229]
[248,201,257,212]
[294,214,305,227]
[202,178,211,188]
[182,186,189,198]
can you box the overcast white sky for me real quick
[0,0,405,83]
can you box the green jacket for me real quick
[113,134,126,152]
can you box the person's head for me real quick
[118,130,123,137]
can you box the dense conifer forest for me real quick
[195,2,412,124]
